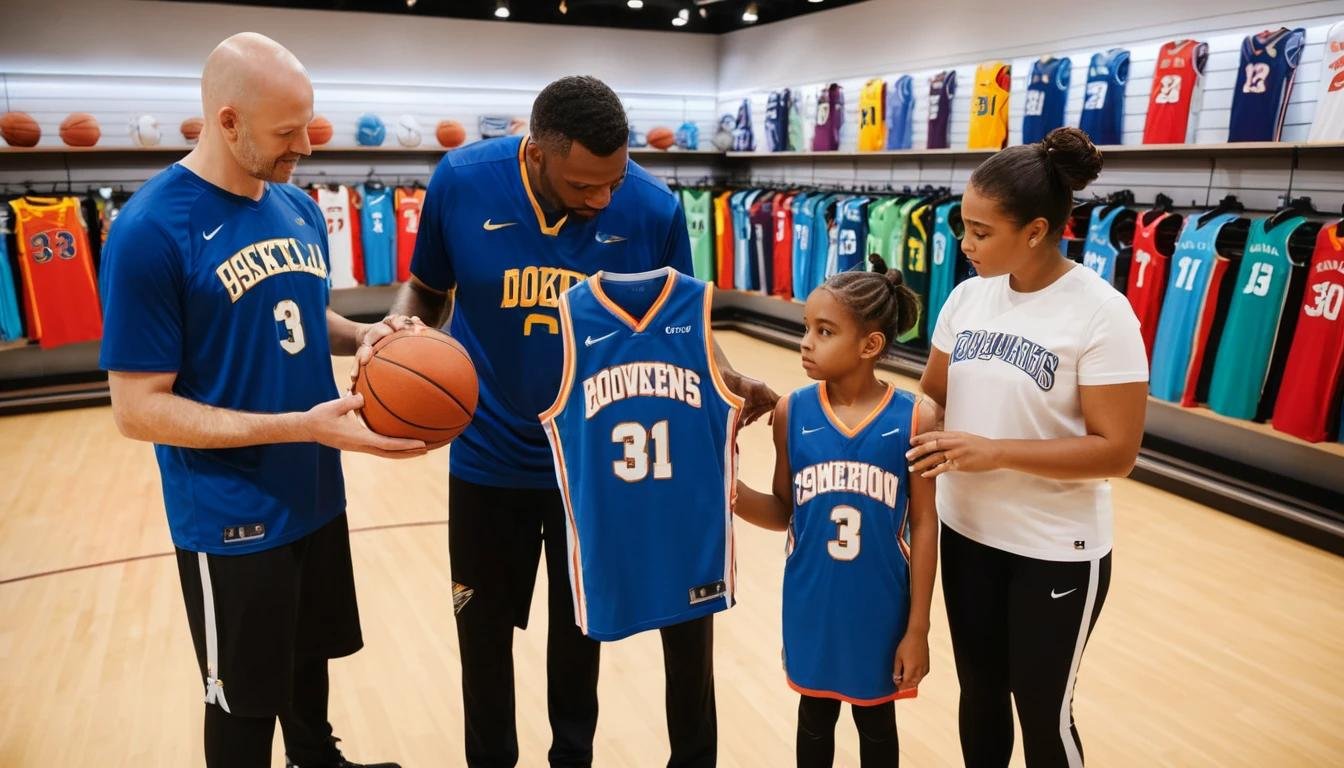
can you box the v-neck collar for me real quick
[518,136,567,237]
[589,268,678,333]
[819,382,894,439]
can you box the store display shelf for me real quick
[725,141,1344,162]
[0,146,724,159]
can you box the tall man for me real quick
[364,76,775,767]
[100,33,421,768]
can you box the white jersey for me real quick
[931,266,1148,561]
[314,185,357,289]
[1309,21,1344,142]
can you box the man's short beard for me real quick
[235,123,290,182]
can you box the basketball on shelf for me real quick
[396,114,423,147]
[129,114,162,147]
[0,112,41,147]
[307,115,333,146]
[647,126,675,150]
[60,113,101,147]
[353,327,478,444]
[180,116,204,143]
[356,113,386,146]
[436,119,466,148]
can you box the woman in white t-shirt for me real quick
[906,126,1148,767]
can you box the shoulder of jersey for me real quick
[446,135,522,170]
[115,165,204,226]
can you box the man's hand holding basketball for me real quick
[349,314,427,387]
[302,393,427,459]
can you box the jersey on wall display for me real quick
[968,61,1011,149]
[858,78,887,151]
[1022,56,1071,144]
[927,70,957,149]
[1309,20,1344,141]
[886,75,915,150]
[813,83,845,151]
[1079,48,1130,145]
[1229,27,1307,142]
[1143,39,1210,144]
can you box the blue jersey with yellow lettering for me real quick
[99,164,343,554]
[358,183,395,286]
[411,136,692,488]
[784,383,917,704]
[540,268,743,640]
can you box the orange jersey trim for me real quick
[819,382,895,438]
[517,136,567,236]
[787,678,918,706]
[589,269,678,333]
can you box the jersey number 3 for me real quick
[274,299,306,355]
[612,420,672,482]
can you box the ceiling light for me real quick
[558,0,567,12]
[628,0,644,8]
[495,0,510,18]
[672,15,687,26]
[808,0,824,3]
[741,3,758,22]
[406,0,417,6]
[699,8,708,18]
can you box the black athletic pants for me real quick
[448,474,717,768]
[940,524,1111,768]
[796,696,898,767]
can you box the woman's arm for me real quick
[919,348,950,409]
[734,396,793,531]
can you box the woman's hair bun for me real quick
[1041,126,1103,192]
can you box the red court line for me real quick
[0,519,449,586]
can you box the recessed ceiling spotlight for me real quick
[628,0,644,8]
[741,2,758,22]
[559,0,567,12]
[495,0,510,18]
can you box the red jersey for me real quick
[1272,224,1344,442]
[1181,254,1233,407]
[1126,210,1181,361]
[772,193,796,298]
[395,187,425,283]
[9,196,102,349]
[1143,40,1209,144]
[715,191,735,289]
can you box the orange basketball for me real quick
[353,328,478,444]
[181,116,204,142]
[1,112,41,147]
[59,112,101,147]
[647,126,675,150]
[436,119,466,148]
[307,115,333,146]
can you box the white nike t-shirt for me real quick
[931,265,1148,561]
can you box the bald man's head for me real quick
[201,33,314,183]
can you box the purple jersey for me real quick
[928,70,956,149]
[812,84,845,151]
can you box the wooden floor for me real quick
[1,331,1342,767]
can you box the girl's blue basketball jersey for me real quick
[1149,212,1240,401]
[1081,205,1127,286]
[1079,49,1130,146]
[540,268,744,641]
[1022,57,1071,144]
[886,75,915,150]
[1229,27,1306,142]
[783,383,918,704]
[358,184,395,286]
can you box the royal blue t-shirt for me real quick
[99,164,344,554]
[410,136,693,488]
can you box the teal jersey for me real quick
[1207,215,1308,420]
[681,188,715,282]
[865,198,901,268]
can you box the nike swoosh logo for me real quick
[881,427,902,437]
[1051,588,1078,599]
[801,426,824,435]
[584,331,618,347]
[202,224,223,241]
[596,233,627,244]
[483,219,516,231]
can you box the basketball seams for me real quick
[362,360,469,433]
[369,354,473,424]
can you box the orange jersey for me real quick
[395,187,425,283]
[9,196,102,349]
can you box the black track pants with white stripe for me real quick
[940,523,1111,768]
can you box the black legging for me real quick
[941,524,1111,768]
[797,695,899,767]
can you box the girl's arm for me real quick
[734,396,793,532]
[894,397,938,692]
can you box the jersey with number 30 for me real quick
[541,268,743,640]
[99,163,344,555]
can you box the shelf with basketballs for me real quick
[724,141,1344,161]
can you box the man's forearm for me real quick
[114,387,306,449]
[390,279,453,329]
[327,310,369,356]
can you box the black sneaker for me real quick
[285,736,400,768]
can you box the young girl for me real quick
[909,126,1147,767]
[737,257,938,767]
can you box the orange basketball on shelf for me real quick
[436,119,466,148]
[1,112,41,147]
[353,327,478,444]
[647,126,675,150]
[181,116,204,143]
[307,115,333,146]
[59,112,101,147]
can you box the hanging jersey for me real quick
[968,62,1011,149]
[865,198,901,269]
[750,195,776,293]
[539,269,743,640]
[811,197,843,294]
[1149,211,1239,403]
[783,383,918,705]
[358,184,395,286]
[1022,57,1071,144]
[791,194,813,300]
[1059,201,1097,261]
[394,187,424,283]
[928,200,971,339]
[1272,224,1344,442]
[1208,216,1310,420]
[928,70,956,149]
[1080,205,1135,287]
[1309,21,1344,142]
[732,99,756,152]
[836,198,871,273]
[1229,27,1307,142]
[1126,210,1181,360]
[788,90,806,151]
[680,188,715,283]
[0,206,24,341]
[813,84,845,151]
[766,90,790,152]
[858,78,888,152]
[1079,49,1130,145]
[900,204,932,341]
[887,198,923,272]
[313,185,358,288]
[731,190,756,290]
[715,190,735,289]
[886,76,915,150]
[773,192,797,297]
[1143,40,1209,144]
[8,196,102,349]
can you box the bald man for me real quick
[99,33,414,768]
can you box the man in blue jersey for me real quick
[100,33,419,768]
[365,76,775,767]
